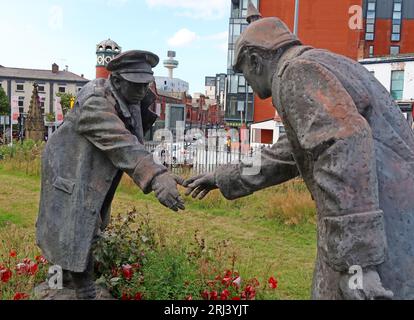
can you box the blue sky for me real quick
[0,0,231,94]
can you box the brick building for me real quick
[228,0,414,144]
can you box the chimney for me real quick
[52,63,59,74]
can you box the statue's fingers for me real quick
[185,186,196,196]
[198,189,210,200]
[172,175,185,186]
[176,195,186,210]
[191,187,204,199]
[185,181,203,196]
[183,175,204,187]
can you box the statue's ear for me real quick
[111,74,121,90]
[249,53,263,75]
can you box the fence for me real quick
[145,141,271,175]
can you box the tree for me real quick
[56,92,76,115]
[0,86,10,116]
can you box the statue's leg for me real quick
[62,270,75,289]
[70,253,96,300]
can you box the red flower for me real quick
[28,262,38,276]
[232,297,241,300]
[134,292,144,300]
[13,292,29,300]
[268,277,278,289]
[10,250,17,258]
[0,268,12,283]
[210,291,218,300]
[121,293,132,300]
[16,263,28,275]
[122,264,134,281]
[185,295,193,301]
[220,290,230,300]
[244,285,256,300]
[224,270,233,278]
[35,255,48,264]
[221,277,232,287]
[201,290,209,300]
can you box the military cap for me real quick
[233,17,301,73]
[107,50,159,83]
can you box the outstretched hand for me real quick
[151,173,185,212]
[183,173,218,200]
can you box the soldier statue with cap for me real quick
[36,50,185,299]
[184,1,414,299]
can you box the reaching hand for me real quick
[151,173,185,212]
[339,267,394,300]
[183,173,218,200]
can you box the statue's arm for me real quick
[214,134,300,200]
[280,59,387,272]
[75,94,167,193]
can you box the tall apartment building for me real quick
[225,0,258,127]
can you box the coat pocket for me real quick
[53,176,76,195]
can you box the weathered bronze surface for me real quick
[185,7,414,300]
[36,50,185,299]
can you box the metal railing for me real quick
[145,141,271,175]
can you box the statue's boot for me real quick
[62,270,75,289]
[71,271,97,300]
[70,254,96,300]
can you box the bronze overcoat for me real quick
[215,46,414,299]
[36,78,167,272]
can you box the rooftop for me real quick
[0,65,89,83]
[359,54,414,65]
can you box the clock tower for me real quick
[96,39,121,79]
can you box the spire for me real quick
[25,83,45,142]
[246,0,262,24]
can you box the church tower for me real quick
[96,39,121,79]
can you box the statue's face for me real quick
[239,55,272,100]
[115,76,149,104]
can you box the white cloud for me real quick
[167,28,198,47]
[146,0,230,20]
[166,29,228,53]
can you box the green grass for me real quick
[0,164,317,300]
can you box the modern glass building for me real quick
[225,0,259,127]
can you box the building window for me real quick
[391,70,404,100]
[392,0,402,42]
[18,97,24,110]
[38,85,45,92]
[390,46,400,55]
[16,84,24,91]
[58,87,66,93]
[369,45,374,57]
[365,0,376,41]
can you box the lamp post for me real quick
[294,0,300,36]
